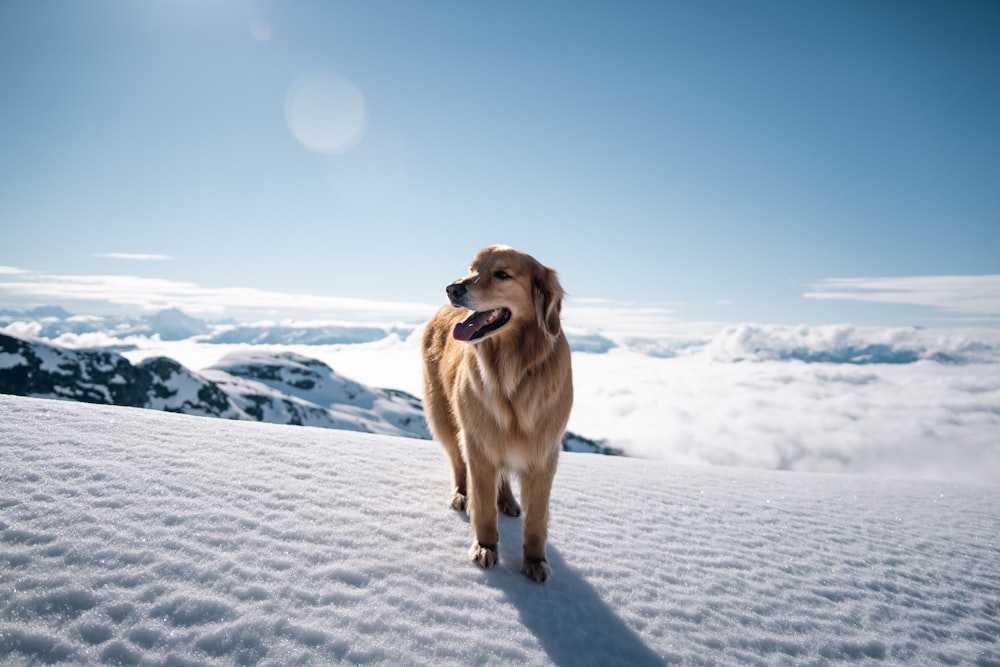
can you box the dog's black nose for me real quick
[446,283,466,301]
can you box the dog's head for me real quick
[446,245,564,344]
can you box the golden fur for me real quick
[422,245,573,583]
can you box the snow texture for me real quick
[2,394,998,666]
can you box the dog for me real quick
[422,245,572,583]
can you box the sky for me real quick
[1,1,999,327]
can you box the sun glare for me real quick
[284,72,367,154]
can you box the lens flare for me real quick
[285,73,367,154]
[249,19,272,42]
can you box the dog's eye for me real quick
[493,270,511,280]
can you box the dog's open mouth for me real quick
[453,308,511,342]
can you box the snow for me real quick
[0,352,25,370]
[2,394,998,666]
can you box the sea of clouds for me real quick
[569,323,1000,484]
[4,313,999,485]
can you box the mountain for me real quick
[1,394,997,666]
[0,307,213,342]
[0,331,237,417]
[142,308,210,341]
[0,332,607,452]
[562,431,622,456]
[0,332,424,439]
[202,350,429,438]
[202,323,408,346]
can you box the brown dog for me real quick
[422,245,573,582]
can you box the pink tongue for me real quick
[453,310,498,342]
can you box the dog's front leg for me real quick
[465,447,500,569]
[519,461,556,582]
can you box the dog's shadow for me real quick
[479,515,668,667]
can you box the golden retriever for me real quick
[422,245,573,583]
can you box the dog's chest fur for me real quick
[460,331,571,445]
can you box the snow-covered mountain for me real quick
[202,350,429,438]
[0,307,210,342]
[0,307,418,348]
[0,332,426,439]
[1,394,997,666]
[203,323,411,346]
[0,331,237,417]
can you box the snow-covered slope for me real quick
[1,395,997,666]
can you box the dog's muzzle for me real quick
[446,282,467,306]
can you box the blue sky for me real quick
[1,1,998,327]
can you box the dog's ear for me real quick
[533,266,565,341]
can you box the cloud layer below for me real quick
[19,319,991,486]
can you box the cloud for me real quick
[93,253,175,261]
[0,267,436,322]
[702,322,1000,365]
[805,275,1000,318]
[569,323,1000,484]
[563,298,681,336]
[143,320,999,484]
[0,266,688,335]
[179,318,993,485]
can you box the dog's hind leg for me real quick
[443,433,468,511]
[498,475,521,517]
[424,395,468,510]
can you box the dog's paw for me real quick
[469,542,498,569]
[498,497,522,518]
[448,492,467,511]
[521,557,551,583]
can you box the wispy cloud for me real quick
[0,266,685,334]
[93,253,175,261]
[0,267,436,322]
[805,275,1000,318]
[563,297,681,336]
